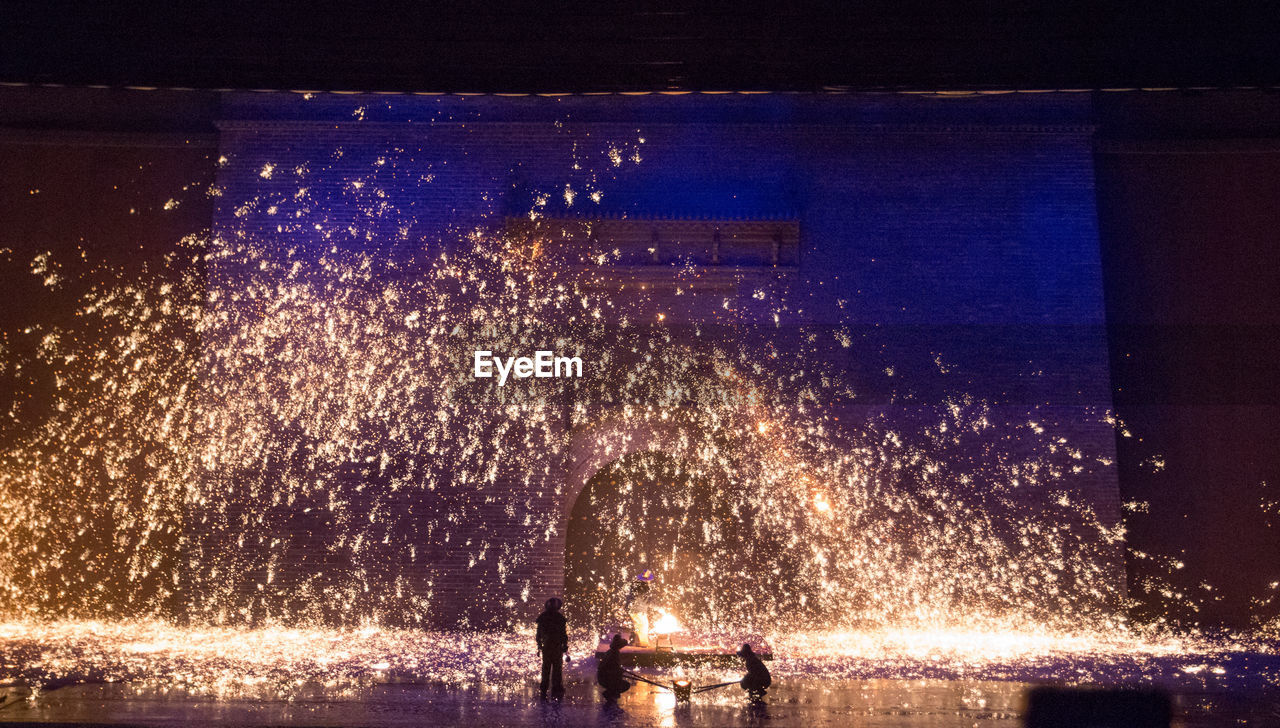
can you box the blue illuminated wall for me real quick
[209,91,1119,627]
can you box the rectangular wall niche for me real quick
[506,217,801,270]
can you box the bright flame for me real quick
[651,609,682,635]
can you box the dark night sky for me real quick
[2,3,1280,93]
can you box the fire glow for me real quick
[650,610,682,635]
[0,130,1275,701]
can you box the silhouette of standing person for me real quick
[535,597,569,699]
[738,643,771,701]
[597,633,632,701]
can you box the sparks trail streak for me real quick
[0,134,1272,691]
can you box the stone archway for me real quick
[564,450,692,625]
[556,412,782,629]
[551,414,695,623]
[560,413,694,532]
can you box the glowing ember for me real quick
[811,491,832,514]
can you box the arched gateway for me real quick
[551,415,697,622]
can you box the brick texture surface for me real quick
[206,93,1120,626]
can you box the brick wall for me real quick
[206,91,1120,627]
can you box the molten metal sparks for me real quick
[0,126,1274,699]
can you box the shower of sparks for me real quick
[0,127,1276,700]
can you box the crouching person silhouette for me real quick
[597,634,632,701]
[536,597,569,699]
[738,643,771,701]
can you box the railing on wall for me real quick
[505,216,799,289]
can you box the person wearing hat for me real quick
[738,643,771,701]
[535,597,570,699]
[625,570,656,648]
[597,633,632,701]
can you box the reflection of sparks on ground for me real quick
[1,619,1274,698]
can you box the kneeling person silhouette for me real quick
[738,643,771,701]
[597,634,632,701]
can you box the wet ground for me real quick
[2,677,1278,727]
[3,622,1279,726]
